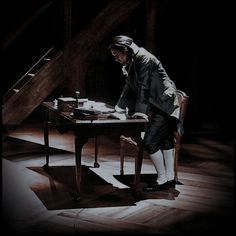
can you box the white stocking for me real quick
[150,150,167,184]
[163,148,175,181]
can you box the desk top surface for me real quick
[42,101,147,125]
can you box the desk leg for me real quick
[94,136,100,167]
[74,136,88,201]
[43,111,50,170]
[133,138,143,198]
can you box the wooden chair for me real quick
[173,90,189,183]
[120,90,189,184]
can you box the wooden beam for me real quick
[65,0,143,96]
[1,1,55,51]
[145,0,157,51]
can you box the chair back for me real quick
[176,90,189,136]
[177,90,189,123]
[174,90,189,182]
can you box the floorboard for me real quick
[2,120,235,234]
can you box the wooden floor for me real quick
[2,118,235,235]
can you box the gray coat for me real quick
[117,47,180,121]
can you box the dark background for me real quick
[0,0,233,140]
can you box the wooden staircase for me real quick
[2,48,64,127]
[3,47,56,104]
[2,0,143,128]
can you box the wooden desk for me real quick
[42,102,146,201]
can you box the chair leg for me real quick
[120,136,125,175]
[174,134,183,185]
[174,143,179,181]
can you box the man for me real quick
[108,35,181,191]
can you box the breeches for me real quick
[144,110,177,154]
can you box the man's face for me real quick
[111,48,128,65]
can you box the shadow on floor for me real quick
[28,165,180,210]
[3,136,70,161]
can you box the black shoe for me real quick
[143,182,169,192]
[167,179,176,188]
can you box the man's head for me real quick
[109,35,133,65]
[109,35,133,50]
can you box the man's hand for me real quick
[131,112,149,121]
